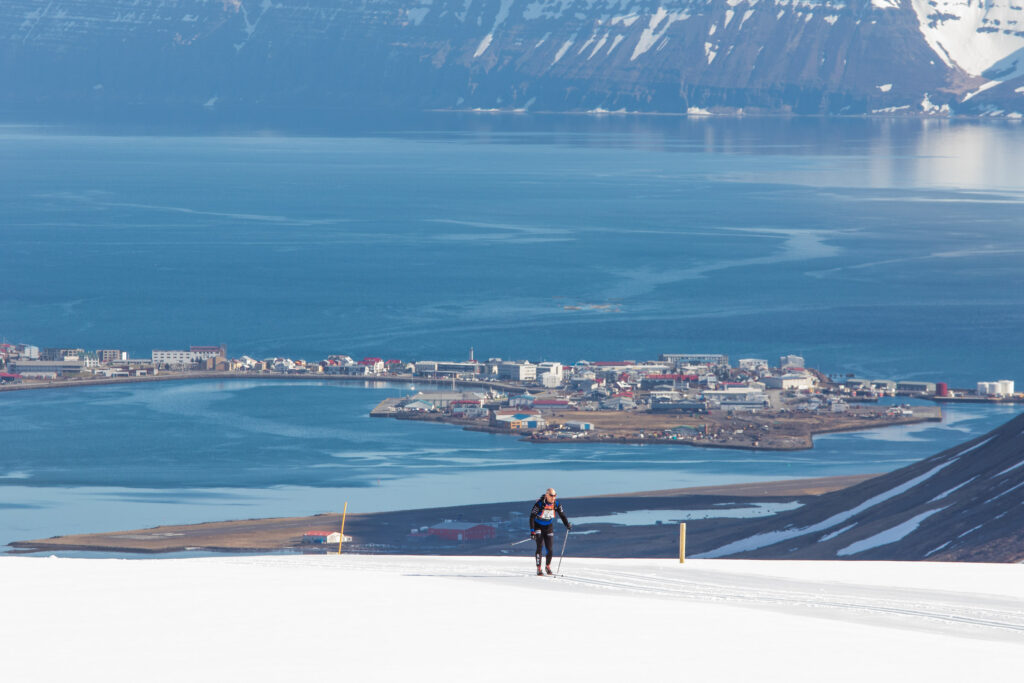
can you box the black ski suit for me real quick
[530,495,571,568]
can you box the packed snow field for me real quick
[2,555,1021,681]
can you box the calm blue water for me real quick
[2,115,1023,547]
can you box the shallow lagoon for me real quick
[2,380,1019,546]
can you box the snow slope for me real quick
[1,555,1021,682]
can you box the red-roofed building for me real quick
[428,522,496,542]
[358,357,385,373]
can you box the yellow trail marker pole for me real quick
[337,501,348,555]
[679,523,687,564]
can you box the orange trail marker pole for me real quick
[337,501,348,555]
[679,523,686,564]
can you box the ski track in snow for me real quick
[220,555,1024,639]
[553,567,1024,638]
[5,554,1024,683]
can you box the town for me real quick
[3,342,1018,450]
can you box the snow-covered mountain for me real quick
[2,0,1023,119]
[694,411,1024,561]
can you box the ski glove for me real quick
[566,523,573,531]
[531,529,539,536]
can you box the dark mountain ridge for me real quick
[2,0,1023,120]
[692,411,1024,562]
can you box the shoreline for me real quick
[0,371,526,395]
[6,474,877,556]
[387,405,944,451]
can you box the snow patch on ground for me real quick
[705,42,718,64]
[837,507,947,556]
[524,0,574,21]
[474,33,493,58]
[995,460,1024,477]
[957,435,996,457]
[910,0,1024,76]
[631,8,690,60]
[872,0,901,8]
[928,476,978,502]
[574,502,803,526]
[552,36,576,64]
[877,83,893,92]
[984,479,1024,503]
[958,523,983,538]
[407,7,430,25]
[473,0,514,57]
[818,523,857,542]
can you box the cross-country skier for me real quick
[530,488,572,575]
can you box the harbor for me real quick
[0,343,994,451]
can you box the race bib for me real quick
[540,509,554,520]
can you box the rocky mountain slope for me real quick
[2,0,1023,118]
[692,411,1024,562]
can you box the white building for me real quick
[152,350,190,366]
[660,353,729,367]
[190,345,225,362]
[780,354,805,370]
[978,380,1015,396]
[765,374,814,391]
[10,359,85,376]
[536,362,563,388]
[497,362,536,382]
[414,360,483,376]
[97,349,128,363]
[16,344,40,360]
[738,358,769,372]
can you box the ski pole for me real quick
[510,537,534,546]
[556,529,570,575]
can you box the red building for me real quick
[427,522,497,542]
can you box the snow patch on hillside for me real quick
[631,8,691,60]
[474,33,493,57]
[837,507,947,556]
[553,36,576,64]
[910,0,1024,76]
[696,459,955,558]
[706,42,718,63]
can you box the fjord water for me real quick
[2,116,1023,546]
